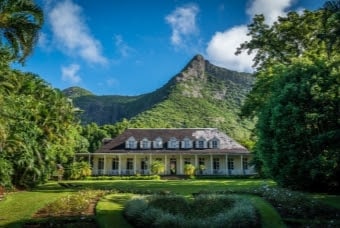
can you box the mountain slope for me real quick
[128,55,254,144]
[64,54,254,144]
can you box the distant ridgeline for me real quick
[63,55,255,145]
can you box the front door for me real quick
[170,158,177,175]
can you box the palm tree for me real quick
[0,0,43,63]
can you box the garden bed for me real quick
[23,190,106,227]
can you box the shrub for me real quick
[123,194,259,227]
[150,160,165,175]
[184,164,195,177]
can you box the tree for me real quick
[0,68,82,187]
[237,2,340,192]
[0,0,43,63]
[255,58,339,192]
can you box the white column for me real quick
[134,154,137,174]
[195,155,198,167]
[225,154,228,175]
[240,155,243,175]
[210,154,213,175]
[118,155,121,175]
[103,155,107,175]
[164,154,167,175]
[149,154,152,174]
[180,154,183,175]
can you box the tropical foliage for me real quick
[237,1,340,192]
[0,0,43,63]
[0,66,82,187]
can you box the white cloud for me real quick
[165,4,199,47]
[48,0,107,64]
[61,64,81,84]
[114,35,135,58]
[246,0,292,25]
[206,0,293,72]
[206,26,254,72]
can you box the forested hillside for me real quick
[65,55,255,146]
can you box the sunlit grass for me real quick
[96,193,133,228]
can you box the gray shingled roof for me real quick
[96,128,249,154]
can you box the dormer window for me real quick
[125,137,137,149]
[209,137,220,149]
[153,137,163,149]
[181,137,192,149]
[195,137,207,149]
[140,138,151,149]
[168,137,179,149]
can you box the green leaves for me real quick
[238,1,340,192]
[0,67,82,188]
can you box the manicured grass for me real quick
[96,193,133,228]
[247,195,286,228]
[312,194,340,209]
[0,183,74,227]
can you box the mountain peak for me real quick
[62,86,93,98]
[176,54,206,83]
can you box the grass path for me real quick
[96,193,133,228]
[247,195,286,228]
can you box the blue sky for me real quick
[16,0,324,95]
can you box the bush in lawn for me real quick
[150,160,165,175]
[184,164,196,177]
[70,161,92,180]
[123,194,259,227]
[148,195,190,215]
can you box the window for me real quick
[168,137,179,149]
[209,137,220,148]
[196,137,206,149]
[181,137,192,149]
[213,158,220,170]
[140,138,150,149]
[228,158,234,170]
[243,158,248,170]
[98,158,104,170]
[112,158,119,170]
[184,158,191,165]
[141,158,147,170]
[198,157,205,166]
[153,137,163,149]
[126,158,133,170]
[125,137,137,149]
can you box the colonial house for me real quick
[76,128,256,176]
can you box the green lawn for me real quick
[0,178,338,227]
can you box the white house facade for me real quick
[76,128,256,176]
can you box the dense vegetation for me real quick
[0,0,83,188]
[237,1,340,192]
